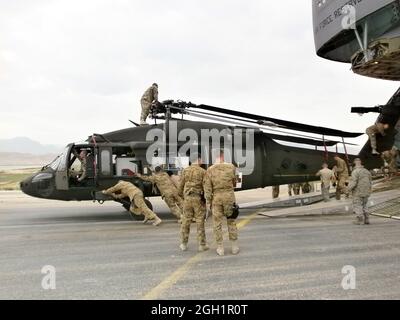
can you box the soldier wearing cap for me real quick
[347,158,372,225]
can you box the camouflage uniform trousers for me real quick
[290,184,301,195]
[353,196,370,220]
[301,182,312,194]
[130,194,157,221]
[335,174,349,200]
[389,162,398,174]
[140,100,152,123]
[366,130,378,150]
[272,185,280,199]
[211,191,238,245]
[321,183,330,202]
[180,194,207,246]
[163,192,183,219]
[288,184,293,197]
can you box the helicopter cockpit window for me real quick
[48,156,61,171]
[57,147,70,171]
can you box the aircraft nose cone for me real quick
[20,172,55,198]
[20,177,33,196]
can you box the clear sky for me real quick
[0,0,398,150]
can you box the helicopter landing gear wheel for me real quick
[122,198,153,221]
[144,199,153,211]
[122,202,144,221]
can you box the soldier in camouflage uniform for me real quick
[204,152,239,256]
[140,83,158,125]
[381,147,399,180]
[291,183,301,195]
[69,149,88,182]
[347,158,372,225]
[316,163,334,202]
[288,184,294,197]
[333,155,350,200]
[102,180,162,226]
[167,171,181,189]
[178,156,209,252]
[301,182,312,194]
[272,185,280,199]
[136,167,183,221]
[366,122,389,155]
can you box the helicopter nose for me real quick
[20,172,55,198]
[20,176,34,196]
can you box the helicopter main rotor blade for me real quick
[191,104,363,138]
[177,107,358,147]
[263,133,358,147]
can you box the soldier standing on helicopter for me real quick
[140,83,158,126]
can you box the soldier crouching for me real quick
[102,180,162,226]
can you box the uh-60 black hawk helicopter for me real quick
[20,87,400,217]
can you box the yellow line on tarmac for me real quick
[236,213,258,229]
[141,213,259,300]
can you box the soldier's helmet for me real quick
[152,83,158,87]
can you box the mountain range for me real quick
[0,137,63,167]
[0,137,63,155]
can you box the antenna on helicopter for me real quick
[129,120,140,127]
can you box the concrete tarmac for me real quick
[0,189,399,300]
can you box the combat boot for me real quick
[231,241,240,255]
[180,243,188,251]
[216,245,225,256]
[364,215,370,225]
[152,217,162,226]
[352,216,363,225]
[198,244,209,252]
